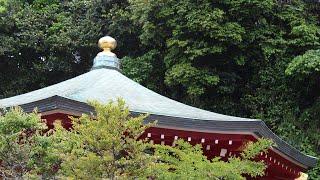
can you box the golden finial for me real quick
[98,36,117,57]
[91,36,120,70]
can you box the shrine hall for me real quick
[0,36,317,179]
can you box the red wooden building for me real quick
[0,36,317,179]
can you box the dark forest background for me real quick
[0,0,319,177]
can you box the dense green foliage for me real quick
[0,0,319,177]
[52,100,156,179]
[0,108,58,179]
[0,101,273,179]
[153,139,272,179]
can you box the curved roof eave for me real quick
[9,95,318,169]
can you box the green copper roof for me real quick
[0,67,256,121]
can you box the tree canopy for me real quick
[0,0,319,178]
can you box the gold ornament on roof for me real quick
[98,36,117,57]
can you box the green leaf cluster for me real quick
[153,139,273,180]
[286,49,320,77]
[0,107,58,179]
[51,99,156,179]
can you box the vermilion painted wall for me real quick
[42,113,73,130]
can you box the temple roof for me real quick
[0,36,317,169]
[0,68,256,121]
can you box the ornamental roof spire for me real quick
[91,36,120,70]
